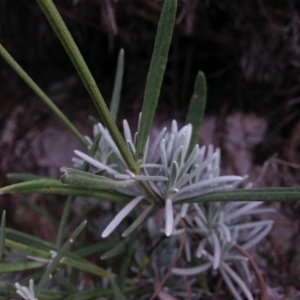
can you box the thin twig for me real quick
[234,243,270,300]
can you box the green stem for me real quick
[180,187,300,204]
[35,0,138,172]
[0,44,88,148]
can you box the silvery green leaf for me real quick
[171,119,178,134]
[165,198,174,236]
[122,205,154,237]
[172,262,212,276]
[184,237,191,262]
[159,139,168,176]
[177,145,199,183]
[15,279,37,300]
[74,150,121,176]
[172,145,184,166]
[221,262,254,300]
[166,132,175,158]
[148,127,167,161]
[123,119,133,144]
[196,239,207,258]
[180,203,189,217]
[240,223,273,250]
[140,163,163,169]
[179,176,244,195]
[102,196,144,238]
[135,175,169,182]
[217,222,232,242]
[194,216,206,231]
[96,123,123,161]
[193,203,207,224]
[168,160,180,188]
[235,220,273,231]
[177,124,192,159]
[220,266,244,300]
[225,202,264,221]
[126,139,136,158]
[212,232,221,269]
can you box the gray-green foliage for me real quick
[0,0,299,299]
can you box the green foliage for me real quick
[186,71,207,153]
[136,0,177,158]
[0,44,87,147]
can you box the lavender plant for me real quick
[0,0,300,299]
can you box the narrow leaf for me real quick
[136,0,177,158]
[165,198,174,236]
[102,196,144,238]
[122,205,154,237]
[61,256,113,278]
[186,71,207,153]
[36,220,87,295]
[101,237,130,260]
[0,281,67,299]
[35,0,138,172]
[74,240,117,257]
[221,262,253,300]
[179,187,300,204]
[5,233,112,279]
[7,173,48,181]
[5,239,50,259]
[5,228,58,252]
[119,230,138,288]
[0,261,44,273]
[172,262,212,276]
[110,49,124,121]
[0,211,6,261]
[0,43,88,148]
[110,278,126,300]
[60,167,134,190]
[56,197,73,248]
[0,178,131,202]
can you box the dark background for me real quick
[2,0,300,163]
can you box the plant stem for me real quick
[35,0,138,172]
[0,44,88,148]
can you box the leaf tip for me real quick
[60,167,68,183]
